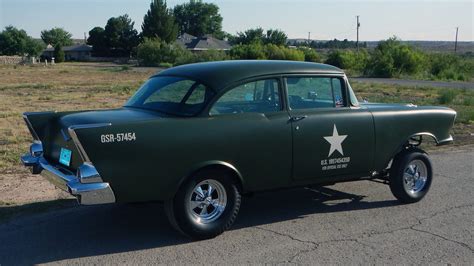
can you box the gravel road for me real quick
[351,77,474,90]
[0,148,473,265]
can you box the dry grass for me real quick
[0,63,157,172]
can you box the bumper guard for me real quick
[20,143,115,205]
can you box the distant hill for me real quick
[366,40,473,53]
[288,39,473,53]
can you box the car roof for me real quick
[154,60,344,90]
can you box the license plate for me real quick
[59,148,72,166]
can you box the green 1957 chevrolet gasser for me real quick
[21,60,456,239]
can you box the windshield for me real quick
[125,76,215,116]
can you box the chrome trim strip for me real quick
[68,123,111,163]
[437,135,454,146]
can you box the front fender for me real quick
[370,107,456,170]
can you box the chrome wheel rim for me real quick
[187,179,227,224]
[403,159,428,194]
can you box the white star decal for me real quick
[323,125,348,157]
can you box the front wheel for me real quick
[165,169,241,239]
[389,148,433,204]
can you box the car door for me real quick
[286,75,375,181]
[205,78,293,190]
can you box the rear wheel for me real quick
[165,169,241,239]
[389,148,433,203]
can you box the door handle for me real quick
[289,116,307,122]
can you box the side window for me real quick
[210,79,281,115]
[286,77,346,110]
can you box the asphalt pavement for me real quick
[0,148,473,265]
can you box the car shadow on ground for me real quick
[0,185,398,264]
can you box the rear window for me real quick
[125,76,215,116]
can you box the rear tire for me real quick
[389,148,433,204]
[165,169,241,239]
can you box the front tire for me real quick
[389,148,433,203]
[165,169,241,239]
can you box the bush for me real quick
[54,44,65,63]
[230,43,305,61]
[438,90,457,104]
[325,49,368,72]
[428,53,473,81]
[193,49,229,62]
[365,49,395,78]
[137,38,192,66]
[298,47,321,62]
[229,43,266,59]
[364,37,425,78]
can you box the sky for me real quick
[0,0,472,42]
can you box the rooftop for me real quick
[156,60,343,90]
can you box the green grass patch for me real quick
[351,81,474,124]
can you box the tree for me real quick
[230,28,288,46]
[54,44,65,62]
[142,0,178,43]
[40,27,73,47]
[231,28,265,45]
[0,26,44,56]
[104,14,140,57]
[87,27,108,56]
[25,38,44,57]
[173,0,224,38]
[264,29,287,46]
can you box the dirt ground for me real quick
[0,172,70,205]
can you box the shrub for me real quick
[281,47,305,61]
[325,49,368,72]
[365,50,395,78]
[229,43,266,59]
[298,47,321,62]
[428,53,473,81]
[438,90,457,104]
[365,37,424,78]
[137,38,192,66]
[230,43,305,61]
[194,49,229,62]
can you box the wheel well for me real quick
[406,133,438,147]
[175,163,244,198]
[382,135,433,175]
[199,164,244,193]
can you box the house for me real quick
[42,44,92,61]
[176,33,231,52]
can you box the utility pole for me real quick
[308,32,311,45]
[454,27,459,53]
[356,15,360,51]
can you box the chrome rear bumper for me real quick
[21,143,115,205]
